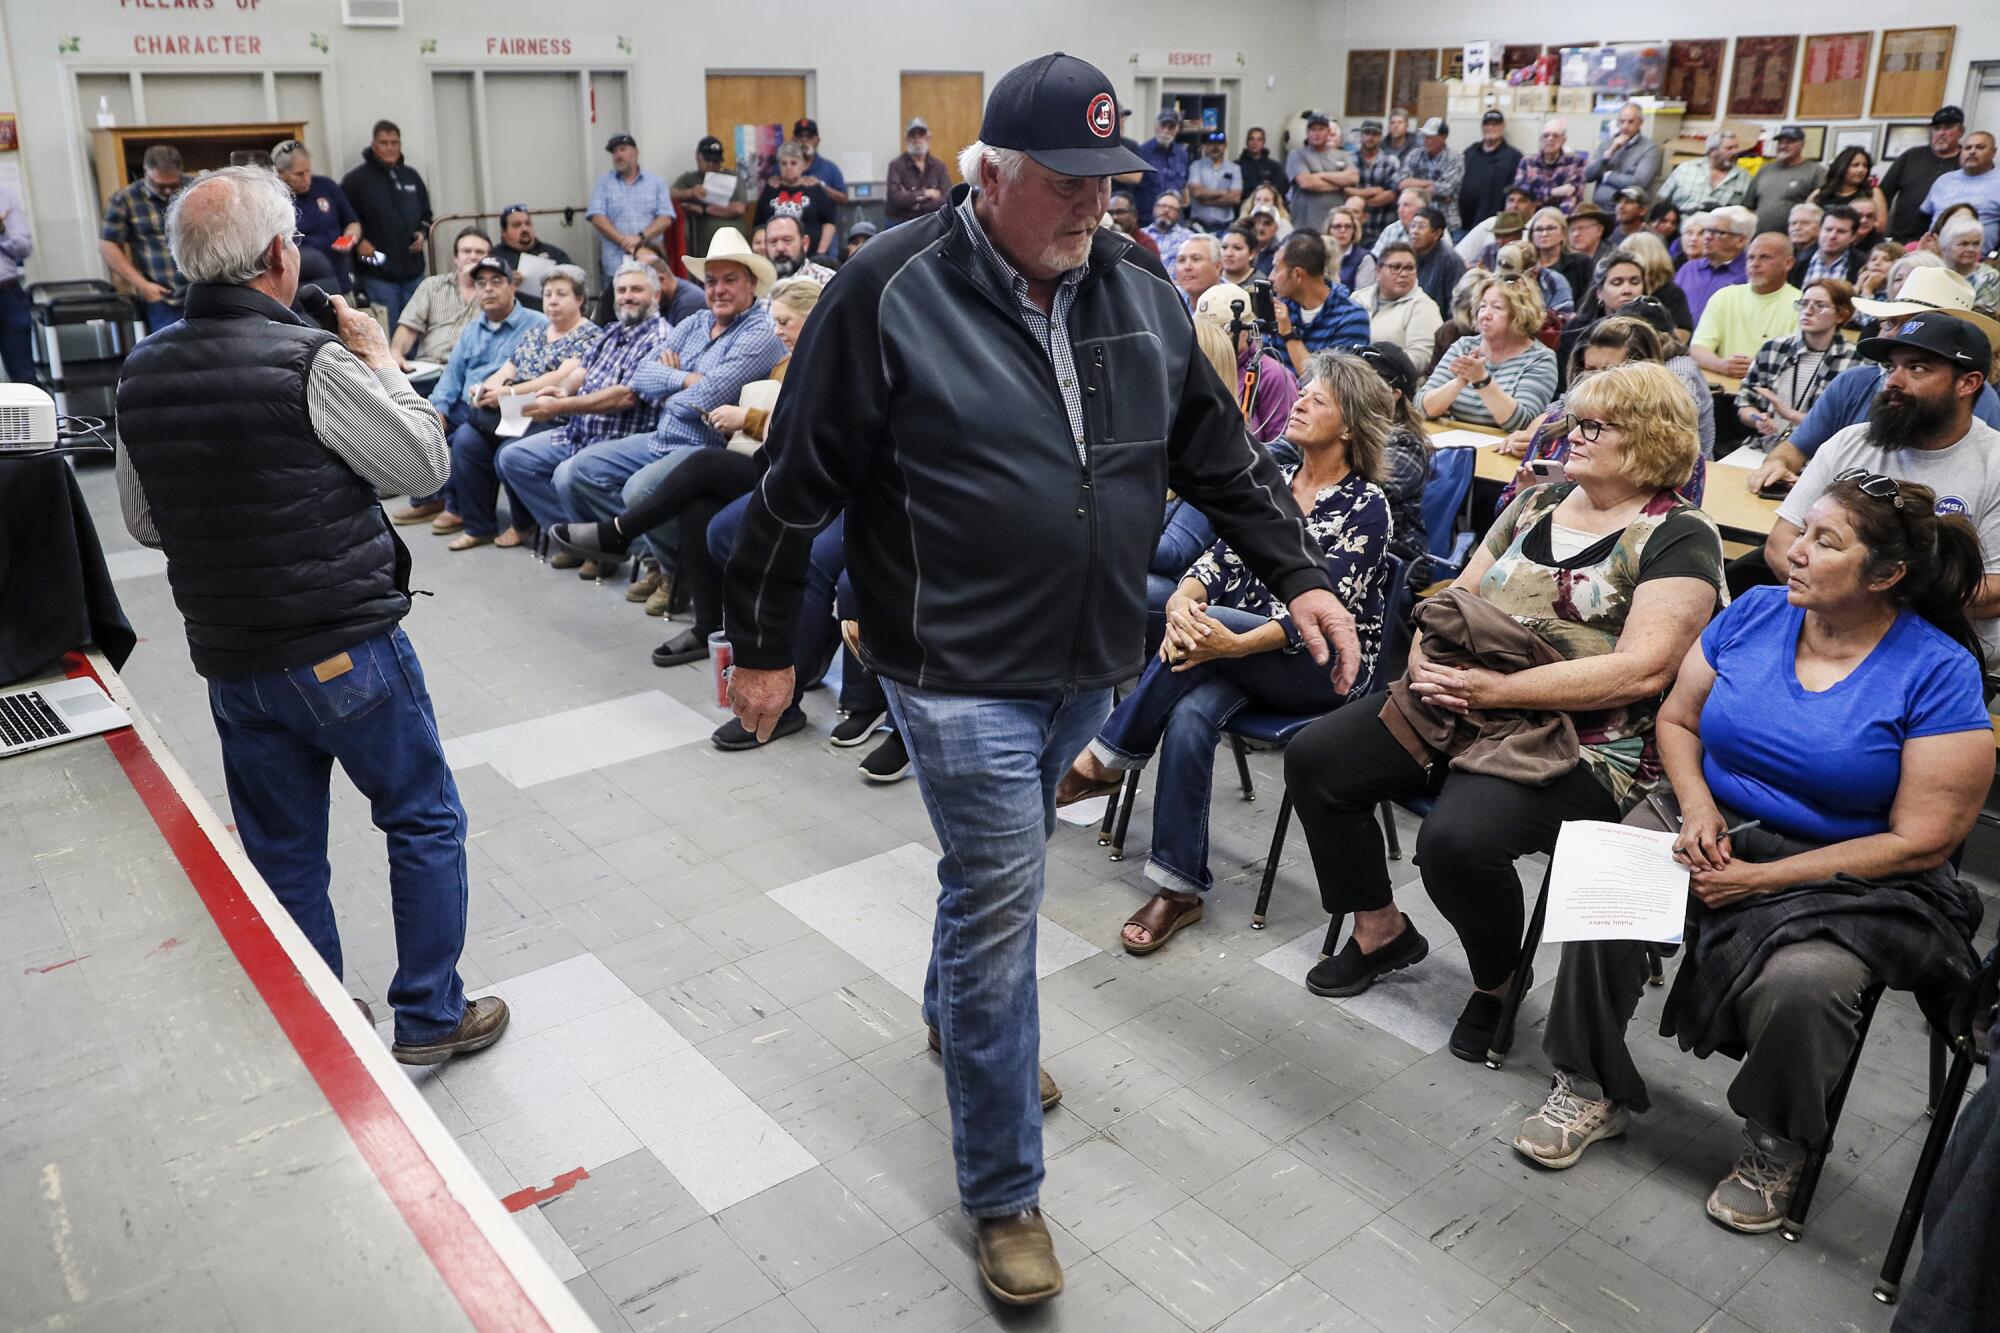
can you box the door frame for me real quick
[1965,61,2000,137]
[422,62,633,218]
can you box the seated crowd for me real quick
[240,103,2000,1236]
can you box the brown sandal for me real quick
[1122,892,1203,956]
[1055,767,1123,808]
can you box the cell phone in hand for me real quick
[1527,458,1566,483]
[1756,479,1795,501]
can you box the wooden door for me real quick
[705,74,807,171]
[900,72,983,183]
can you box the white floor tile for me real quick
[597,1049,755,1139]
[103,547,169,580]
[489,952,642,1037]
[598,1052,815,1212]
[547,995,693,1083]
[480,1086,642,1187]
[435,1030,586,1129]
[443,692,716,788]
[768,843,1102,1004]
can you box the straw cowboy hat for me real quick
[1852,266,2000,357]
[683,228,777,298]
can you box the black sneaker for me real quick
[651,628,709,668]
[858,729,911,783]
[1447,966,1532,1063]
[712,705,808,751]
[1305,916,1430,997]
[831,708,887,747]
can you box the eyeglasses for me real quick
[1379,261,1417,273]
[1794,299,1837,314]
[1834,467,1904,508]
[1568,418,1622,442]
[288,231,305,247]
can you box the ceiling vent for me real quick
[341,0,403,28]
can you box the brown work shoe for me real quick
[548,550,583,570]
[391,500,444,525]
[976,1210,1063,1306]
[927,1027,1061,1110]
[644,578,675,616]
[626,568,664,603]
[392,996,511,1066]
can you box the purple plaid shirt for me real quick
[546,314,669,455]
[1511,151,1588,213]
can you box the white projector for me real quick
[0,382,59,453]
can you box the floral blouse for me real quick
[508,317,601,381]
[1478,483,1723,808]
[1189,468,1393,690]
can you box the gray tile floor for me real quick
[44,458,1995,1333]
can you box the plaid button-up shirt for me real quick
[1512,151,1589,213]
[546,314,671,455]
[101,178,184,300]
[631,304,786,452]
[1735,332,1863,420]
[960,194,1090,464]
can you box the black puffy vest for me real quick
[116,284,411,679]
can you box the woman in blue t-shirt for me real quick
[1515,471,1993,1236]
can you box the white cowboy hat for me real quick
[1852,266,2000,350]
[683,228,777,298]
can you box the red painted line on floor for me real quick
[62,654,551,1332]
[23,955,88,975]
[500,1167,590,1213]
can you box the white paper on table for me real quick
[1429,429,1503,449]
[702,171,738,208]
[1716,445,1768,470]
[1541,819,1690,945]
[495,392,531,439]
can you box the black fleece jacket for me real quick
[339,149,434,283]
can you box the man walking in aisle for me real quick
[723,53,1358,1308]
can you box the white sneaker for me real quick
[1513,1072,1630,1169]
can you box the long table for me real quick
[1423,418,1782,545]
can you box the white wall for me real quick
[0,0,1347,284]
[1327,1,1996,142]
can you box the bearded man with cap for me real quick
[722,52,1356,1306]
[587,133,676,287]
[1399,117,1464,224]
[887,118,952,225]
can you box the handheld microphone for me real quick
[297,284,341,334]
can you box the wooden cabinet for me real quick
[89,121,306,213]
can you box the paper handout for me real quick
[495,392,532,439]
[1541,819,1690,944]
[1428,429,1503,449]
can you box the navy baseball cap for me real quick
[1859,309,1993,372]
[980,52,1150,177]
[604,133,636,152]
[696,136,724,158]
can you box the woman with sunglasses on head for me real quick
[1285,361,1722,1058]
[1516,470,1991,1235]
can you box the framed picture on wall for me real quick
[1726,35,1799,119]
[1872,27,1955,118]
[1442,49,1466,82]
[1882,122,1932,159]
[1796,32,1871,120]
[1390,49,1439,115]
[1829,124,1880,159]
[1663,39,1726,118]
[1346,49,1390,120]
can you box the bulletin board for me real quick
[1346,50,1390,119]
[1797,32,1871,120]
[1871,27,1955,119]
[1663,39,1726,119]
[1390,50,1440,114]
[1727,35,1799,119]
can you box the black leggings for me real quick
[1282,694,1619,989]
[620,448,760,634]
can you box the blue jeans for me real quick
[142,299,182,334]
[1148,499,1216,611]
[881,680,1112,1215]
[358,273,424,328]
[495,433,584,529]
[449,415,549,537]
[709,493,843,697]
[1091,605,1339,895]
[206,628,468,1044]
[564,432,696,565]
[0,281,34,384]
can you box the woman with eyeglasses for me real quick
[1516,471,1990,1235]
[1284,361,1721,1058]
[1735,278,1863,447]
[271,139,361,294]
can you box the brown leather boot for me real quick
[392,996,511,1066]
[976,1210,1063,1305]
[927,1027,1061,1110]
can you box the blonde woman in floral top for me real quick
[1057,353,1394,956]
[1283,361,1721,1060]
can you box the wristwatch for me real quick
[1470,373,1494,390]
[1284,332,1304,343]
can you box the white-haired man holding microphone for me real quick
[721,54,1357,1307]
[114,166,509,1066]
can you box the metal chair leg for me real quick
[1108,771,1140,861]
[1229,734,1256,801]
[1927,1026,1946,1116]
[1486,865,1551,1068]
[1379,802,1403,860]
[1252,791,1293,929]
[1875,1040,1977,1302]
[1782,986,1882,1241]
[1645,945,1665,986]
[1096,774,1122,845]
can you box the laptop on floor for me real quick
[0,677,133,759]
